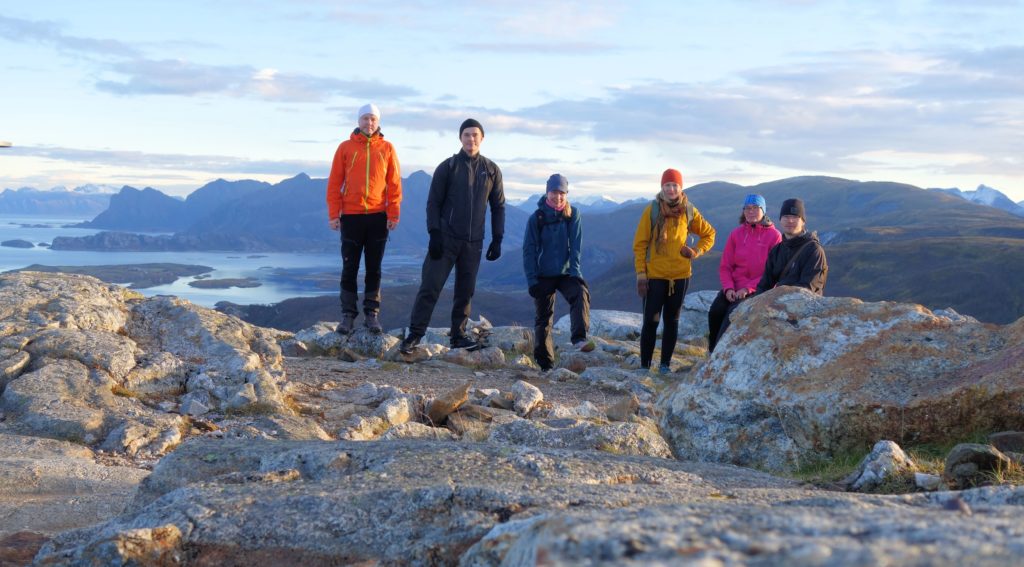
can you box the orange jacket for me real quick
[326,129,402,221]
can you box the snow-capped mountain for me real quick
[934,184,1024,217]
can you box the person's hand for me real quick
[636,275,648,297]
[387,219,398,231]
[329,218,341,231]
[725,289,737,302]
[680,245,697,259]
[428,230,443,260]
[485,239,502,261]
[572,275,587,287]
[528,283,542,298]
[736,288,750,300]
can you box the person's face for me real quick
[780,214,805,237]
[460,127,483,156]
[547,190,567,207]
[743,204,764,224]
[358,114,379,136]
[661,182,681,201]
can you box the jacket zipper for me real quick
[364,137,371,213]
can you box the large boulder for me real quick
[661,287,1024,473]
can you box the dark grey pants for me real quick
[340,212,389,316]
[533,276,590,371]
[408,235,483,338]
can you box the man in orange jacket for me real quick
[326,103,402,334]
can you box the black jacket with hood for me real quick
[426,149,505,242]
[755,230,828,295]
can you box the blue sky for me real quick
[2,0,1023,202]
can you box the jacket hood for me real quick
[784,230,819,248]
[349,128,383,142]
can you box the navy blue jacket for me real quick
[522,197,583,287]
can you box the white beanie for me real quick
[357,103,381,120]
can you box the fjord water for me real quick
[0,215,343,306]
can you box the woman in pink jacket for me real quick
[707,194,782,352]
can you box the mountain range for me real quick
[0,186,113,216]
[933,184,1024,217]
[37,172,1024,325]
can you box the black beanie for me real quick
[459,118,484,138]
[779,198,806,221]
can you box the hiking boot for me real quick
[450,334,481,351]
[573,338,596,353]
[364,312,382,334]
[336,313,356,335]
[659,364,672,375]
[399,334,421,355]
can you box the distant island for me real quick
[1,239,35,248]
[188,277,261,289]
[13,263,213,288]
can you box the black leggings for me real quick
[640,278,689,368]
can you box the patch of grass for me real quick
[596,442,626,455]
[111,385,141,398]
[983,460,1024,486]
[790,449,869,484]
[225,402,280,417]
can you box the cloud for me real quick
[458,41,618,54]
[1,15,417,102]
[5,145,328,176]
[95,59,419,101]
[0,15,138,57]
[385,45,1024,179]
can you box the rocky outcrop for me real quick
[0,272,288,457]
[34,437,1024,566]
[661,287,1024,472]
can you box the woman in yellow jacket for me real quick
[632,168,715,372]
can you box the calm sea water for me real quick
[0,215,418,307]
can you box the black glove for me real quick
[528,283,542,298]
[485,239,502,261]
[428,230,443,260]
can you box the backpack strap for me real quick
[645,199,695,262]
[779,240,816,281]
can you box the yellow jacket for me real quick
[633,202,716,279]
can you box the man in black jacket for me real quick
[754,198,827,294]
[713,198,827,349]
[401,118,505,353]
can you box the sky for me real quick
[2,0,1023,202]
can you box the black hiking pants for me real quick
[340,212,389,316]
[533,275,591,371]
[408,235,483,339]
[640,278,689,369]
[707,290,732,353]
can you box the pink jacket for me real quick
[719,222,783,292]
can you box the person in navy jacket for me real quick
[523,174,594,371]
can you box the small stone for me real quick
[511,380,544,416]
[944,443,1012,489]
[606,395,641,422]
[426,381,471,425]
[845,440,915,491]
[180,398,210,417]
[914,472,943,491]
